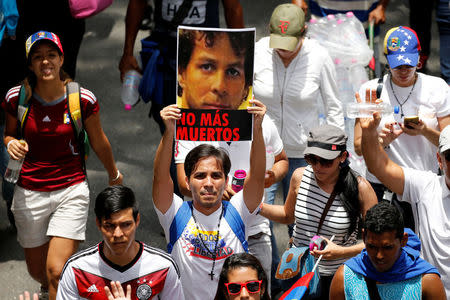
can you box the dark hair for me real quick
[363,201,404,239]
[177,29,254,96]
[24,39,70,102]
[184,144,231,178]
[214,253,271,300]
[95,185,139,221]
[333,155,361,241]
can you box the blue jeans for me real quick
[437,0,450,84]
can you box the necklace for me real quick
[389,74,417,117]
[191,205,224,280]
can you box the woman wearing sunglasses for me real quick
[214,253,271,300]
[260,124,377,299]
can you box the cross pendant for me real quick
[209,270,214,280]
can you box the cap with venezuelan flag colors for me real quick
[383,26,421,69]
[25,31,64,59]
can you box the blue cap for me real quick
[383,26,421,69]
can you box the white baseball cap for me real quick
[439,125,450,153]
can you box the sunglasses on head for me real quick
[225,280,262,295]
[304,154,336,167]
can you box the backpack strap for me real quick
[222,201,248,252]
[167,200,248,253]
[168,201,192,253]
[66,82,83,136]
[66,82,89,174]
[17,85,30,139]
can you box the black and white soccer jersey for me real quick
[57,242,184,299]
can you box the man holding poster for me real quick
[153,100,266,299]
[176,27,255,142]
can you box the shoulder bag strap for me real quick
[364,276,382,300]
[17,85,30,139]
[376,77,384,99]
[316,188,338,235]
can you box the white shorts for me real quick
[12,181,90,248]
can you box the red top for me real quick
[3,85,99,191]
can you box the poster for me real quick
[176,26,255,141]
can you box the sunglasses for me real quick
[444,151,450,162]
[304,154,336,168]
[225,280,262,295]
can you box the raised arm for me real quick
[243,99,266,213]
[260,167,303,224]
[152,104,181,213]
[360,111,405,195]
[354,90,402,156]
[222,0,244,28]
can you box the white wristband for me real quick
[111,170,120,181]
[6,139,15,151]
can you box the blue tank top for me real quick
[344,265,422,299]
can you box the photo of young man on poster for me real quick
[176,27,255,142]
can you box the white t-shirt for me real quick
[155,192,258,300]
[253,36,345,158]
[57,242,184,300]
[402,167,450,296]
[358,73,450,183]
[174,116,283,236]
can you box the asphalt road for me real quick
[0,0,442,298]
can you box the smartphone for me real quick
[404,116,419,129]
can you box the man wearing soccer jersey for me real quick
[57,185,184,300]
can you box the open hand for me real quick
[355,91,382,131]
[104,281,131,300]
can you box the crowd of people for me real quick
[2,0,450,299]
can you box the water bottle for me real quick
[4,140,26,184]
[121,70,142,110]
[346,102,399,119]
[345,12,367,42]
[231,170,246,193]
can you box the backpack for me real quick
[167,200,248,254]
[17,82,90,173]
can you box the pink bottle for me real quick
[231,170,246,193]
